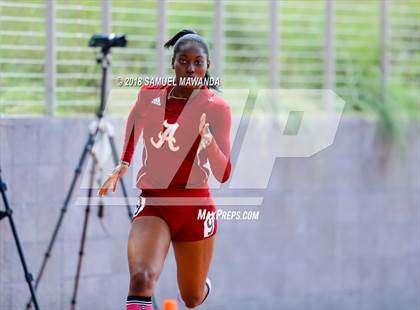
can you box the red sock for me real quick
[126,296,153,310]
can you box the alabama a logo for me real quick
[151,119,180,152]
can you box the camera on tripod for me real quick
[88,33,127,50]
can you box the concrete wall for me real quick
[0,116,419,310]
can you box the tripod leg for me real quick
[70,194,92,310]
[108,135,133,219]
[70,193,91,310]
[152,295,159,310]
[26,131,97,309]
[0,175,40,310]
[70,155,97,310]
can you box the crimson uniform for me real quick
[121,84,231,241]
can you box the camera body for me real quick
[89,33,127,50]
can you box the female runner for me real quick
[98,29,231,309]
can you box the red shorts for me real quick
[132,194,217,242]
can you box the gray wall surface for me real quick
[0,116,419,310]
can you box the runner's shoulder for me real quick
[208,90,230,110]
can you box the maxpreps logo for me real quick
[198,209,260,222]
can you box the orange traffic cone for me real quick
[163,299,178,310]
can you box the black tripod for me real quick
[0,167,40,310]
[26,45,135,309]
[70,151,99,310]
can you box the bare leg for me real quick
[127,216,171,296]
[172,235,215,308]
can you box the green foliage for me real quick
[0,0,419,143]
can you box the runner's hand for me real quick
[97,162,128,197]
[198,113,213,152]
